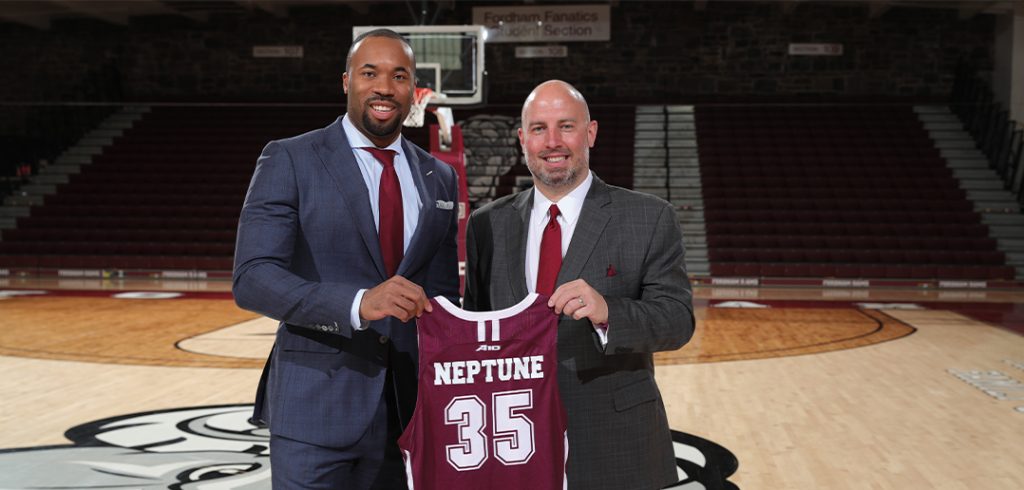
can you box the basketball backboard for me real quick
[352,25,486,105]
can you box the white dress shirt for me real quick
[525,170,608,345]
[344,115,423,329]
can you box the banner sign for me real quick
[473,4,610,43]
[788,43,843,56]
[252,46,304,58]
[515,45,569,58]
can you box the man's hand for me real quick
[359,275,432,323]
[549,279,608,325]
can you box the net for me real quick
[404,87,436,128]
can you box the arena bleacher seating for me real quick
[699,105,1016,280]
[0,106,339,272]
[1,102,1014,281]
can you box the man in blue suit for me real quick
[233,29,460,489]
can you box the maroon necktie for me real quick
[361,147,402,277]
[536,204,562,295]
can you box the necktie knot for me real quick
[547,204,561,227]
[361,147,396,167]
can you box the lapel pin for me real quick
[607,264,617,277]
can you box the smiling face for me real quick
[343,35,415,147]
[518,81,598,201]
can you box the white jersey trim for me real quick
[403,449,416,490]
[437,294,540,321]
[563,429,569,490]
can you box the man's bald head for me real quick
[521,80,591,125]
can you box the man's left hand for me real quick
[549,279,608,325]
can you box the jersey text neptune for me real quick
[433,355,544,385]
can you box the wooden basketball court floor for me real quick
[1,277,1023,489]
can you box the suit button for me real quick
[378,335,389,344]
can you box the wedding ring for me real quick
[577,296,585,306]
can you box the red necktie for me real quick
[536,204,562,295]
[361,147,403,277]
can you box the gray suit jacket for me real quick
[233,116,460,449]
[463,176,694,490]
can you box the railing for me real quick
[951,63,1024,206]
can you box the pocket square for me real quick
[435,200,454,210]
[607,264,617,277]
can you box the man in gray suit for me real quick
[462,80,694,489]
[233,29,459,488]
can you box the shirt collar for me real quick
[342,114,405,156]
[531,170,594,227]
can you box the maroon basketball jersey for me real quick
[400,293,567,490]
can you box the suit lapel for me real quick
[507,190,533,300]
[557,176,612,286]
[313,118,387,279]
[397,139,438,277]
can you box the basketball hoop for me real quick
[404,87,454,149]
[405,87,438,128]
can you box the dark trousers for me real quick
[270,368,408,489]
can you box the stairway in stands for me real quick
[915,105,1024,280]
[697,105,1016,282]
[632,106,708,276]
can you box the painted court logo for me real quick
[0,405,270,489]
[0,405,739,489]
[666,430,740,489]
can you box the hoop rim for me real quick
[413,87,448,107]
